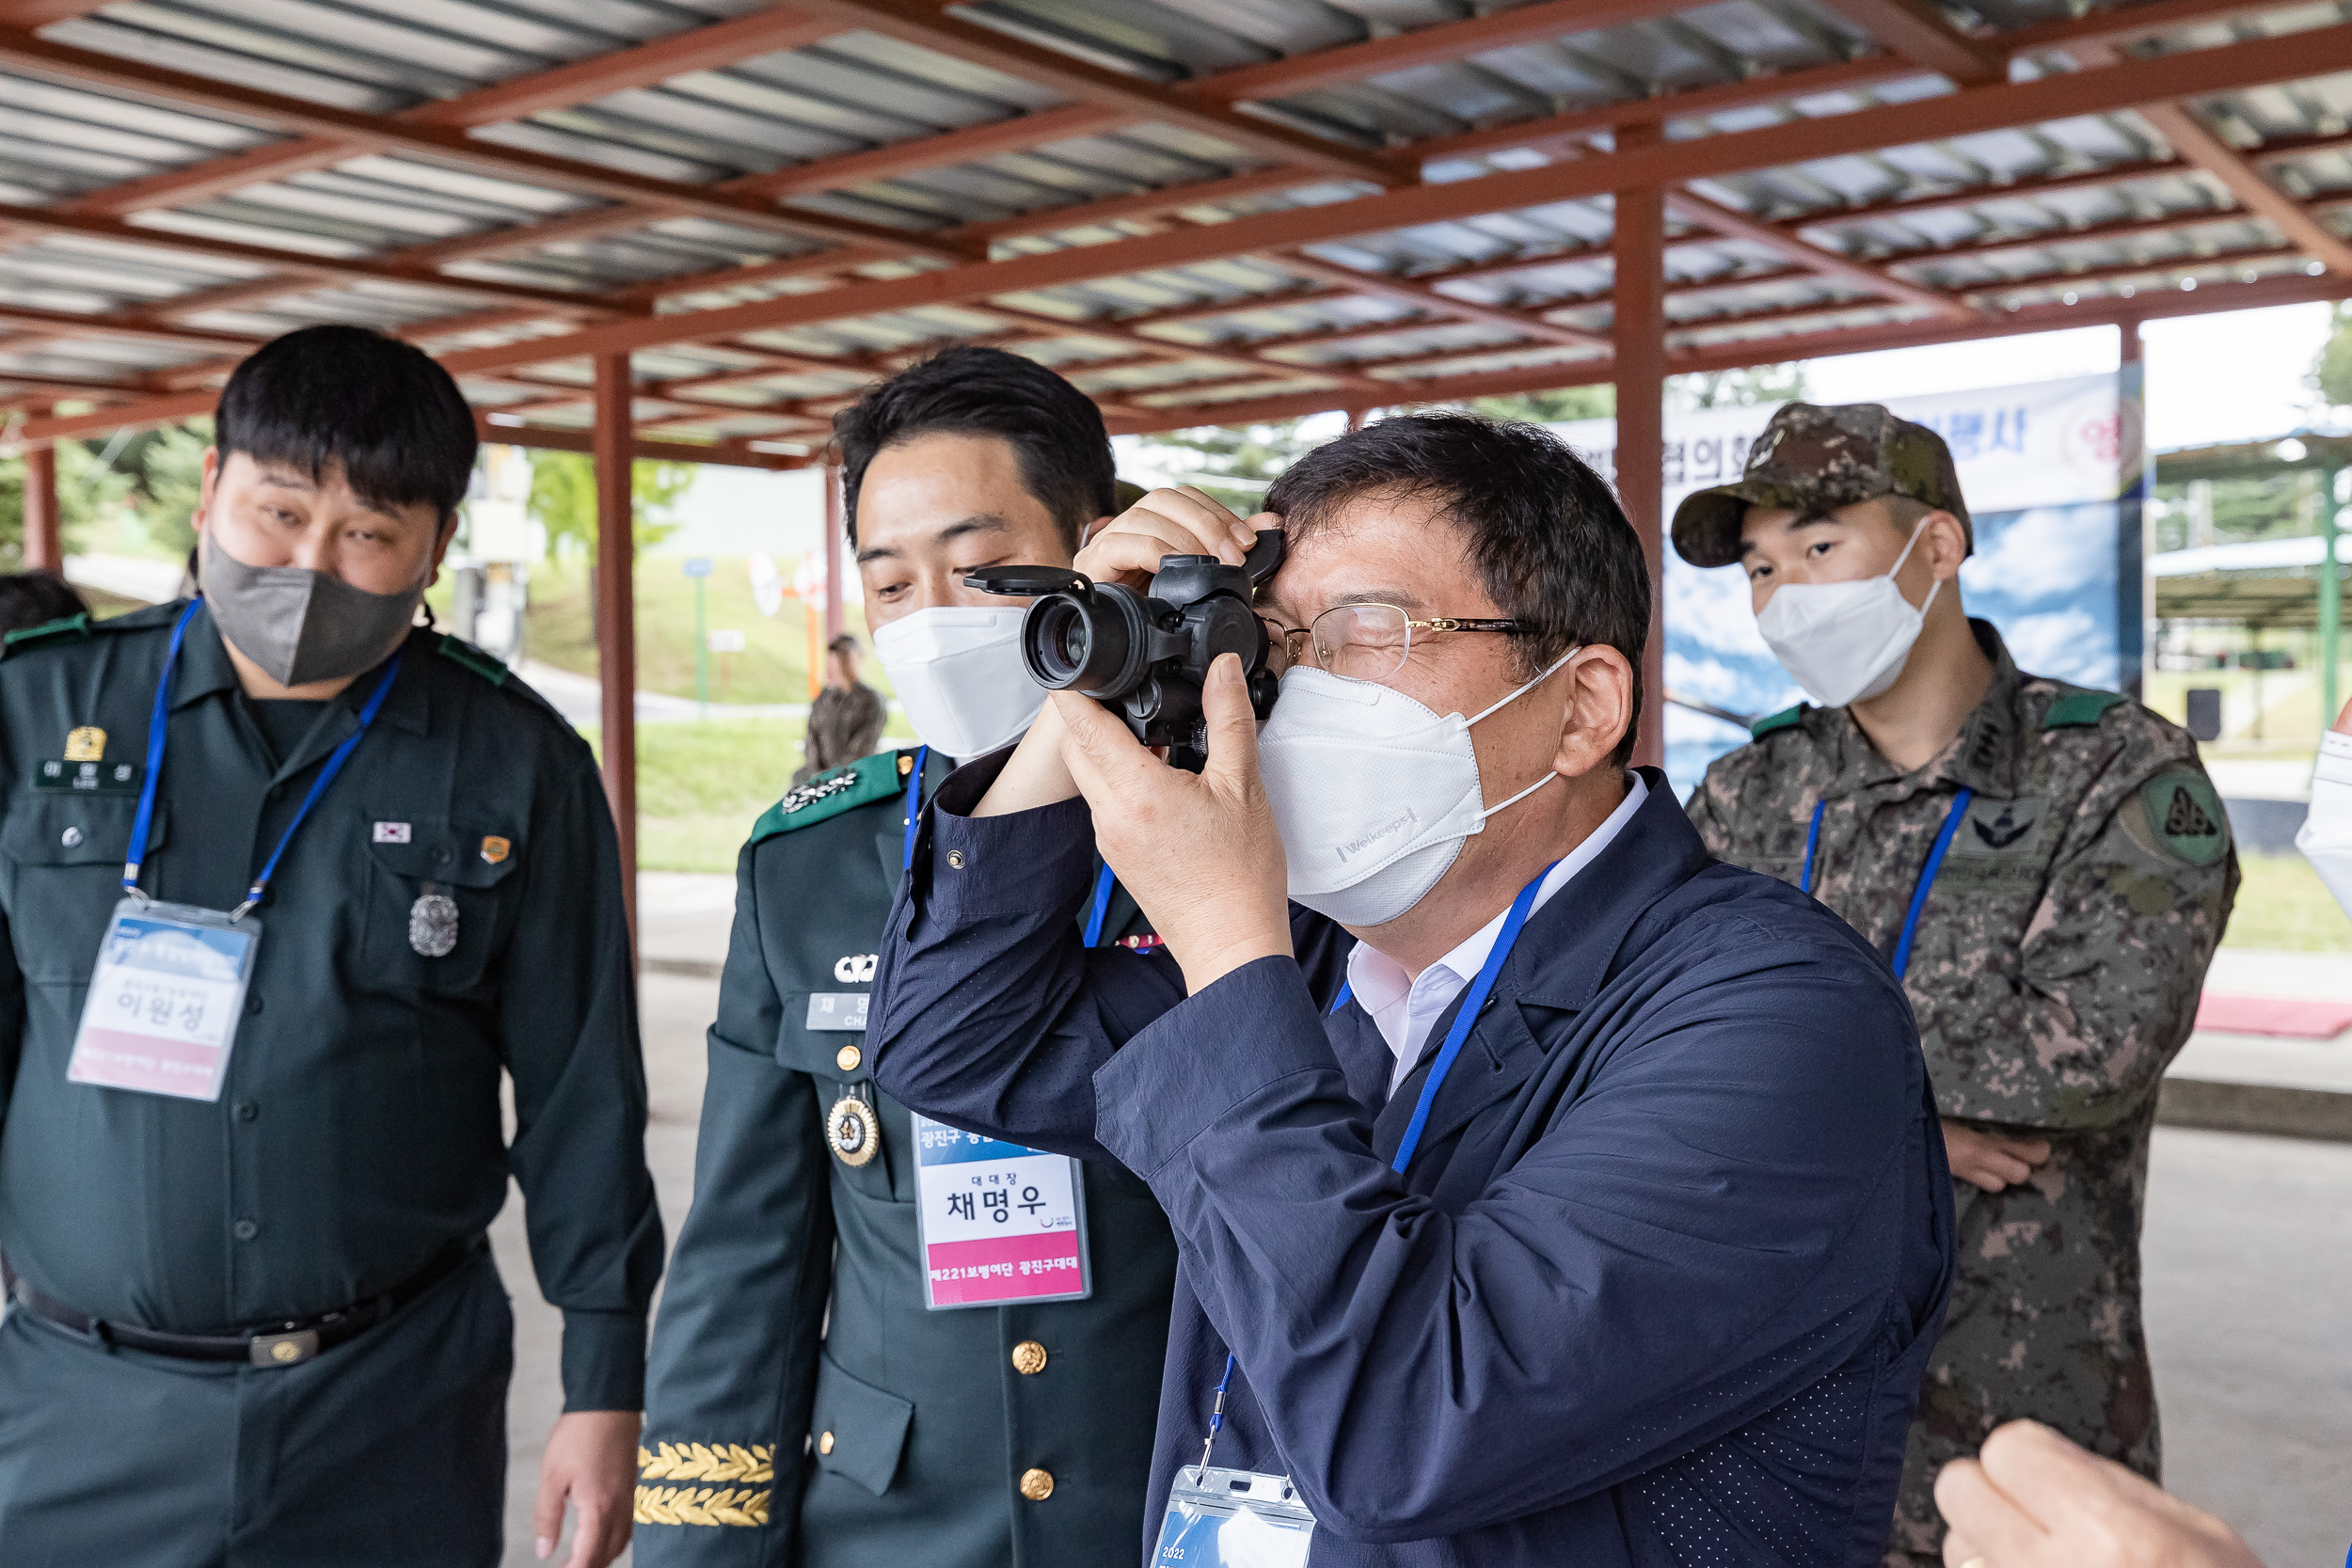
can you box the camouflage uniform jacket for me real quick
[1684,620,2238,1566]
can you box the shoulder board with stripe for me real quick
[435,633,509,686]
[2040,688,2125,730]
[1749,703,1810,739]
[0,612,92,657]
[748,749,912,845]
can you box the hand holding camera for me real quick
[967,485,1287,772]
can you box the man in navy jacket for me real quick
[869,414,1955,1567]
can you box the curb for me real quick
[2157,1078,2352,1142]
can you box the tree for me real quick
[126,420,210,557]
[1472,386,1615,424]
[1138,420,1315,515]
[1671,364,1806,410]
[2313,302,2352,409]
[0,436,139,566]
[526,450,691,557]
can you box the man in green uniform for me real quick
[1674,404,2238,1568]
[638,348,1180,1566]
[0,325,660,1568]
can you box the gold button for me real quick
[1010,1340,1048,1375]
[946,849,966,869]
[1018,1467,1054,1501]
[818,1431,835,1455]
[835,1044,862,1072]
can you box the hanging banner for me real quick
[1548,372,2139,792]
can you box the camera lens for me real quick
[1022,587,1145,696]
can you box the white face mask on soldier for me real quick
[870,606,1044,759]
[1255,651,1576,929]
[1754,514,1942,709]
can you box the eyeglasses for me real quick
[1262,603,1527,684]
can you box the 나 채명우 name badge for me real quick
[913,1114,1091,1310]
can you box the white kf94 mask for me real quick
[1755,515,1942,709]
[870,606,1045,759]
[1256,651,1575,929]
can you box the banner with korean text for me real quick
[1548,371,2143,793]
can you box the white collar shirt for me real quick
[1344,773,1651,1093]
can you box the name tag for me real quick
[68,899,258,1102]
[805,991,869,1032]
[1155,1466,1315,1566]
[34,759,140,794]
[912,1114,1090,1310]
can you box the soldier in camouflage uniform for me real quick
[1673,404,2238,1568]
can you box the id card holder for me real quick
[1155,1465,1316,1567]
[67,899,258,1102]
[911,1113,1090,1309]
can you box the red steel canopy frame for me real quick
[8,0,2352,859]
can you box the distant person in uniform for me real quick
[792,632,886,785]
[1675,403,2238,1568]
[0,571,86,639]
[638,347,1180,1568]
[0,325,660,1568]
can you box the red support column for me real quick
[1613,153,1668,774]
[22,433,60,574]
[593,353,639,945]
[822,462,846,641]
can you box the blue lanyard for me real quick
[123,598,403,921]
[899,744,929,872]
[1081,863,1116,947]
[1798,788,1975,981]
[1389,859,1559,1175]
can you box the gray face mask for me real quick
[199,530,429,688]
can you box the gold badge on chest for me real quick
[64,726,105,762]
[828,1087,881,1167]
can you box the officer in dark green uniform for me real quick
[0,325,660,1568]
[639,349,1177,1567]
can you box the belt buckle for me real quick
[249,1328,320,1368]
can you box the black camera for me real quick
[965,530,1286,771]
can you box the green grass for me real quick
[2224,852,2352,953]
[509,557,894,707]
[580,715,915,873]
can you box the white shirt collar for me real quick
[1345,773,1650,1090]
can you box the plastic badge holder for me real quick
[1154,1465,1315,1568]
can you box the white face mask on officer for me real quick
[1255,651,1576,929]
[870,606,1045,760]
[1755,512,1941,709]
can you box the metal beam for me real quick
[779,0,1397,183]
[731,104,1131,199]
[960,169,1351,244]
[22,434,59,572]
[593,352,638,942]
[1614,150,1667,771]
[1805,0,2002,84]
[1272,251,1608,347]
[0,24,957,259]
[2135,102,2352,274]
[1666,187,1974,319]
[476,414,801,468]
[1183,0,1699,104]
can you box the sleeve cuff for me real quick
[562,1308,648,1412]
[1093,956,1336,1177]
[922,764,1098,922]
[2316,729,2352,786]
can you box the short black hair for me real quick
[215,325,477,520]
[827,633,861,657]
[0,570,87,639]
[834,346,1114,551]
[1264,412,1651,765]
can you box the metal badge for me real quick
[827,1091,882,1167]
[409,886,459,958]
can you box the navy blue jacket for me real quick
[869,763,1956,1568]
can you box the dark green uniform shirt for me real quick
[638,747,1178,1566]
[0,602,661,1409]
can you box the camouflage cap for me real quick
[1669,402,1971,568]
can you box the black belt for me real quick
[6,1234,485,1369]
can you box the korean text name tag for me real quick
[913,1114,1090,1310]
[805,991,869,1032]
[68,899,258,1102]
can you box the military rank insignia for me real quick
[828,1088,882,1167]
[409,884,459,958]
[65,726,105,762]
[780,768,859,816]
